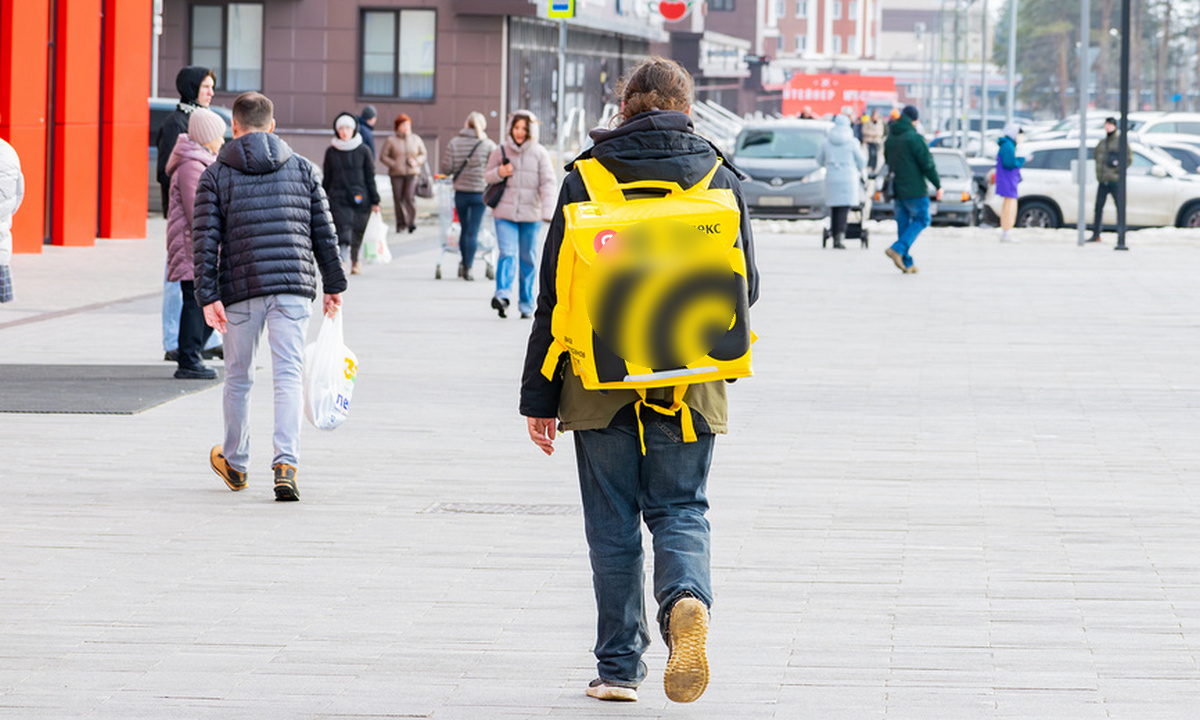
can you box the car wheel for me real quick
[1179,202,1200,228]
[1016,200,1059,229]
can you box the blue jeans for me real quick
[573,420,714,687]
[454,192,485,272]
[493,218,541,315]
[891,195,931,269]
[163,267,181,352]
[221,294,312,472]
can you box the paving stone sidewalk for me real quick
[0,220,1198,719]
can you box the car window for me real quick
[1128,152,1158,176]
[1023,148,1076,170]
[736,128,826,159]
[1178,122,1200,135]
[933,154,967,178]
[1146,122,1176,134]
[1161,147,1200,173]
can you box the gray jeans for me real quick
[222,294,313,472]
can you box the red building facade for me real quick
[0,0,150,254]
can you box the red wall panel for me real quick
[0,0,51,254]
[52,0,103,247]
[99,0,151,238]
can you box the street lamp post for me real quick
[1006,0,1017,124]
[979,0,988,157]
[1116,0,1131,250]
[1077,0,1090,246]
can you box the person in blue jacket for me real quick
[816,114,866,249]
[995,123,1025,242]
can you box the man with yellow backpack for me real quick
[520,57,758,704]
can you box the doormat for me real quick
[0,365,221,415]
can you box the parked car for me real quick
[1144,140,1200,174]
[982,138,1200,229]
[728,119,832,219]
[147,97,234,215]
[870,148,982,226]
[1129,111,1200,137]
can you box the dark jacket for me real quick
[156,66,212,189]
[884,114,940,200]
[192,132,347,308]
[1094,131,1132,184]
[358,117,376,158]
[323,131,380,207]
[518,111,759,432]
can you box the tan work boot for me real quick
[664,596,709,703]
[210,445,247,491]
[273,464,299,501]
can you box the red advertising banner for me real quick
[782,74,897,118]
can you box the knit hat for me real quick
[361,105,377,121]
[1003,122,1020,140]
[1104,116,1118,126]
[902,105,919,121]
[188,108,226,146]
[335,113,358,133]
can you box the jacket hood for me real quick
[998,135,1016,151]
[505,109,541,149]
[581,110,739,188]
[890,114,916,136]
[332,112,360,137]
[175,66,212,104]
[828,115,854,145]
[165,134,216,176]
[218,132,294,175]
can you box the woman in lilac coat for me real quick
[166,108,225,379]
[995,123,1025,242]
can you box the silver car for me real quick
[728,119,832,219]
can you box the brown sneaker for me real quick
[273,464,299,501]
[210,445,247,491]
[904,265,920,274]
[663,596,709,703]
[885,247,906,272]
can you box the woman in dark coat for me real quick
[323,112,380,275]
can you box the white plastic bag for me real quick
[364,210,391,264]
[303,309,357,430]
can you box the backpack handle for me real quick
[577,159,722,202]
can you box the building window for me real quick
[833,35,842,54]
[849,1,857,19]
[796,34,807,53]
[796,0,806,18]
[833,1,842,19]
[709,0,735,9]
[775,0,785,18]
[361,9,437,100]
[190,3,263,91]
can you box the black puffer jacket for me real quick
[192,132,347,308]
[519,111,759,423]
[156,66,212,188]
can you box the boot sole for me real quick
[274,482,299,501]
[664,598,709,703]
[884,248,906,272]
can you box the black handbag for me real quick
[483,147,509,208]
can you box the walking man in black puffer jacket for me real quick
[193,92,347,502]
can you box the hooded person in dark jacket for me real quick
[323,112,381,275]
[193,92,346,503]
[156,66,216,216]
[883,105,942,274]
[520,57,758,706]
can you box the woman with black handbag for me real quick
[439,112,495,280]
[483,110,556,318]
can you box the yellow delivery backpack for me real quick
[540,157,754,452]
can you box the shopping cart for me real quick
[435,178,496,280]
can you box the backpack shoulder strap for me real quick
[575,158,624,203]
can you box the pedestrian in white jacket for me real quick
[0,135,25,303]
[483,110,556,319]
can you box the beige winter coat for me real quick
[379,132,427,177]
[482,111,557,223]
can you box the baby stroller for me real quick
[821,174,873,249]
[435,178,496,280]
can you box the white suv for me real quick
[985,138,1200,229]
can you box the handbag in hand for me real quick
[415,161,434,199]
[483,147,509,209]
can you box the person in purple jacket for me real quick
[995,123,1025,243]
